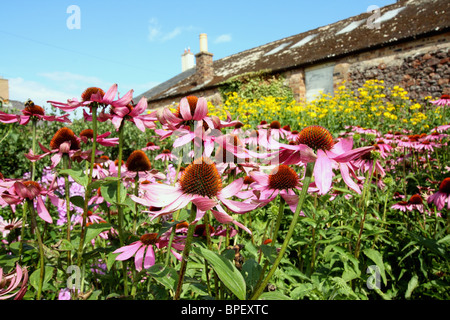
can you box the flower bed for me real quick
[0,81,449,300]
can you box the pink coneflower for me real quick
[25,127,83,168]
[73,210,105,226]
[407,194,425,213]
[0,100,71,125]
[430,94,450,106]
[131,157,257,233]
[109,97,157,132]
[48,84,133,113]
[427,177,450,210]
[155,149,178,162]
[158,96,211,134]
[113,233,183,271]
[79,129,119,147]
[1,181,55,223]
[0,217,23,238]
[141,141,160,151]
[276,126,374,195]
[391,200,409,212]
[0,264,28,300]
[250,165,303,213]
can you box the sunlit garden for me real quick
[0,79,449,301]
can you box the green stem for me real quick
[250,162,314,300]
[164,156,184,267]
[31,118,37,181]
[62,154,72,265]
[19,201,28,264]
[174,203,197,300]
[271,197,286,244]
[116,120,128,296]
[28,199,45,300]
[354,161,376,259]
[77,103,98,268]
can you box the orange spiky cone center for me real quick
[126,150,152,172]
[81,87,105,102]
[268,165,299,190]
[408,194,423,205]
[297,125,334,151]
[50,127,80,151]
[439,177,450,194]
[269,120,281,129]
[179,157,222,198]
[140,233,159,245]
[23,100,45,116]
[79,129,94,140]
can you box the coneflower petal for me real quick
[314,150,333,195]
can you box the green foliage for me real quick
[218,70,294,102]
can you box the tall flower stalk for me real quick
[251,161,315,300]
[77,103,98,268]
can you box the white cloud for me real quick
[9,77,76,107]
[214,34,232,44]
[148,17,196,42]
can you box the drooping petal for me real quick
[332,146,374,163]
[220,178,244,199]
[192,197,218,211]
[36,196,53,223]
[220,197,259,214]
[134,245,146,271]
[114,241,142,260]
[143,245,155,269]
[339,163,361,194]
[314,149,333,195]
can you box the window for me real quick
[305,63,335,102]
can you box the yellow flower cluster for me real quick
[208,80,439,133]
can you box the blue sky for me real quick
[0,0,396,115]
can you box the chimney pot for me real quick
[199,33,208,52]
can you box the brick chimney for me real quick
[0,77,9,101]
[194,33,214,84]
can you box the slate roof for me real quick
[137,0,450,107]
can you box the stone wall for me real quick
[346,32,450,100]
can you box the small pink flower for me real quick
[430,94,450,106]
[427,177,450,211]
[155,149,177,162]
[113,233,183,271]
[1,180,56,223]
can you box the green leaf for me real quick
[59,168,88,188]
[100,180,127,205]
[363,248,387,286]
[147,263,179,291]
[85,222,112,245]
[30,266,54,291]
[70,196,85,209]
[260,244,278,264]
[106,251,120,271]
[241,259,262,291]
[259,291,292,300]
[405,275,419,299]
[195,246,247,300]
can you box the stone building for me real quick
[137,0,450,109]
